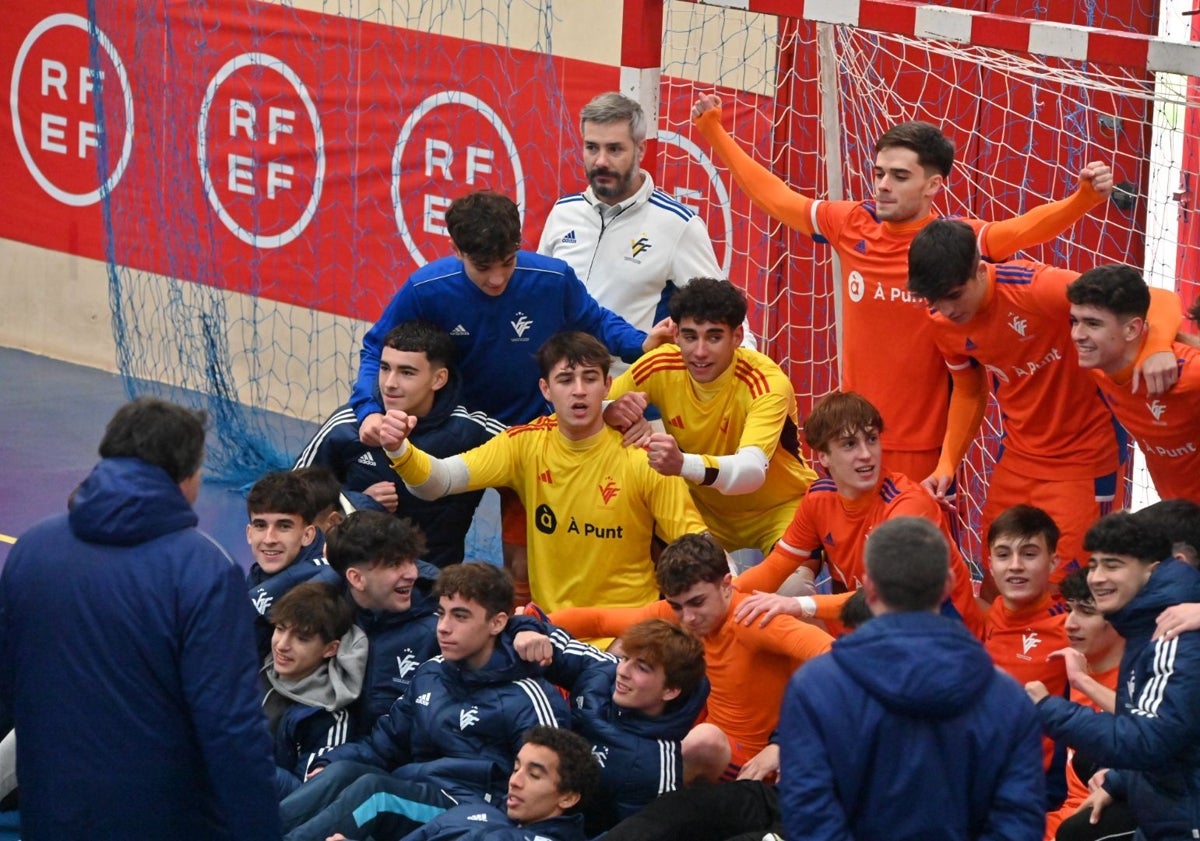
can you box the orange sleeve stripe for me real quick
[733,360,771,397]
[631,356,687,384]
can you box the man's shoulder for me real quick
[645,188,700,223]
[627,344,686,383]
[731,347,791,394]
[512,250,575,279]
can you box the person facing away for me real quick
[538,91,753,375]
[378,330,707,616]
[1066,263,1200,503]
[279,562,570,841]
[603,276,817,555]
[0,397,281,840]
[323,509,440,731]
[1027,512,1200,841]
[778,516,1045,840]
[294,320,504,568]
[261,581,368,799]
[907,219,1180,584]
[245,469,341,658]
[691,92,1116,482]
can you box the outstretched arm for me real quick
[692,95,817,236]
[980,162,1112,260]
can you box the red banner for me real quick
[0,0,772,321]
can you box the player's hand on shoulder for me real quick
[643,317,676,352]
[733,591,802,628]
[359,413,385,447]
[691,94,722,122]
[920,473,956,512]
[1048,646,1088,683]
[1079,161,1114,200]
[603,392,648,433]
[1154,602,1200,641]
[1131,350,1179,396]
[378,410,418,451]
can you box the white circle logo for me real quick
[848,270,866,303]
[392,92,525,267]
[10,13,134,207]
[196,53,324,249]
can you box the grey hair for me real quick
[580,92,647,144]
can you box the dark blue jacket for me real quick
[0,458,280,840]
[347,560,441,733]
[1038,559,1200,840]
[350,251,647,425]
[401,802,587,841]
[294,371,503,568]
[779,611,1044,841]
[542,624,709,832]
[315,627,570,804]
[247,534,341,658]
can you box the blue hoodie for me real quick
[1037,558,1200,840]
[0,457,280,840]
[779,611,1044,840]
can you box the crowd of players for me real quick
[3,90,1200,841]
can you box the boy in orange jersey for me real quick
[955,505,1071,807]
[1067,264,1200,503]
[378,332,707,616]
[546,533,833,785]
[729,391,983,639]
[691,93,1124,481]
[603,277,817,555]
[1043,568,1129,841]
[908,220,1181,582]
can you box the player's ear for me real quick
[539,378,552,402]
[431,365,450,392]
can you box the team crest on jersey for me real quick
[629,235,652,260]
[592,746,609,768]
[598,478,621,505]
[460,706,481,729]
[1007,313,1029,337]
[1146,399,1167,422]
[1018,631,1041,660]
[396,650,419,679]
[511,313,534,338]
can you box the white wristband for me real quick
[794,596,817,618]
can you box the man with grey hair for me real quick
[776,517,1044,839]
[539,91,745,373]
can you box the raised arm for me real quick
[692,95,817,236]
[980,162,1112,260]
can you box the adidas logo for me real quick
[450,324,470,337]
[539,469,553,484]
[823,532,835,546]
[668,415,685,429]
[854,239,867,254]
[467,813,490,823]
[415,692,432,706]
[562,230,577,243]
[965,338,978,351]
[357,452,377,466]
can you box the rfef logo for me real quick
[10,13,134,206]
[197,52,325,249]
[392,91,524,267]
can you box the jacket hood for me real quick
[263,624,368,711]
[68,458,198,546]
[613,674,711,740]
[1110,558,1200,640]
[832,612,996,718]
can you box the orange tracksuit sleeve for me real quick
[693,107,817,238]
[980,181,1107,261]
[548,602,671,641]
[1142,287,1184,359]
[934,363,989,480]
